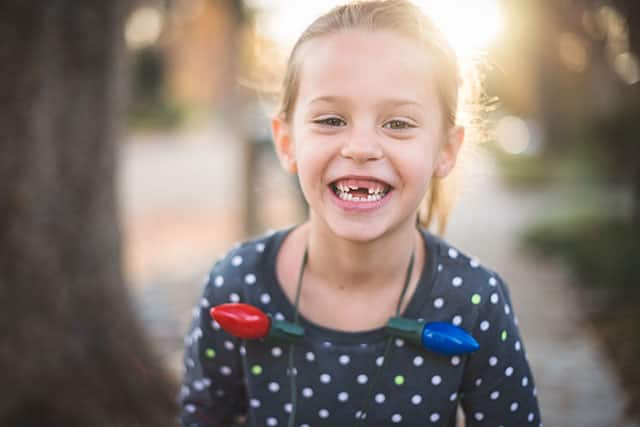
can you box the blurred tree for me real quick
[0,1,177,426]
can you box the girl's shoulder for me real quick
[200,227,292,298]
[419,228,513,321]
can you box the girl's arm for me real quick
[178,267,247,427]
[460,274,542,426]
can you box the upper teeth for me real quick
[336,184,385,194]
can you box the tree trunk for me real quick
[0,1,177,426]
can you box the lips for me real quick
[329,177,393,202]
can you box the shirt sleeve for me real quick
[460,274,542,426]
[178,267,247,427]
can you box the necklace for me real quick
[286,245,415,427]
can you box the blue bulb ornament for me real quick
[387,317,479,355]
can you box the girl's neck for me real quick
[301,218,421,292]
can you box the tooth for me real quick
[349,185,358,190]
[368,188,374,194]
[367,195,373,201]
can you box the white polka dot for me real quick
[339,354,350,365]
[505,304,511,315]
[283,403,292,413]
[474,412,484,421]
[489,277,497,286]
[256,242,265,252]
[470,258,480,268]
[433,297,444,309]
[376,356,384,367]
[260,293,271,304]
[231,255,243,266]
[522,376,529,387]
[375,393,386,403]
[391,413,402,423]
[413,356,424,367]
[449,392,458,402]
[185,404,196,413]
[395,338,405,347]
[452,315,462,326]
[211,320,220,330]
[475,377,483,387]
[271,347,282,357]
[320,373,331,384]
[319,409,329,418]
[515,340,522,351]
[229,293,240,303]
[480,320,490,331]
[302,387,313,398]
[437,264,443,271]
[323,341,332,347]
[448,248,459,258]
[489,356,498,366]
[220,366,231,376]
[490,390,500,400]
[431,375,442,386]
[451,356,461,366]
[338,392,349,402]
[491,293,499,304]
[200,297,210,308]
[430,412,441,422]
[193,380,204,391]
[250,398,260,408]
[510,401,519,412]
[239,345,246,355]
[244,273,256,285]
[268,382,280,392]
[411,394,422,405]
[224,341,235,350]
[528,412,535,422]
[533,387,537,396]
[355,410,366,420]
[266,417,277,426]
[202,378,211,387]
[357,374,368,384]
[452,276,463,287]
[305,352,315,362]
[214,275,224,287]
[505,366,514,376]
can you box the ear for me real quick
[434,126,464,179]
[271,115,298,174]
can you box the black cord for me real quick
[287,246,308,427]
[287,246,415,427]
[355,250,415,425]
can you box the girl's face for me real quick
[273,29,463,243]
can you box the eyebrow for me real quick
[307,95,423,109]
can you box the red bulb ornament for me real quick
[210,303,270,339]
[210,303,304,343]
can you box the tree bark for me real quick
[0,1,177,425]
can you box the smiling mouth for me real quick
[329,178,393,202]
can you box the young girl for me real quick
[179,1,541,426]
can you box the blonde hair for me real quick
[271,0,485,235]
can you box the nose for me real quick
[340,125,384,163]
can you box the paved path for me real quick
[122,130,637,427]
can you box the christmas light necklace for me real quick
[211,244,479,427]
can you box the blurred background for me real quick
[2,0,639,426]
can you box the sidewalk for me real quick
[122,132,637,427]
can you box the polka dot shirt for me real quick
[179,228,542,426]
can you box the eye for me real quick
[383,119,416,130]
[312,117,346,127]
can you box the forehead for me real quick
[296,29,438,111]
